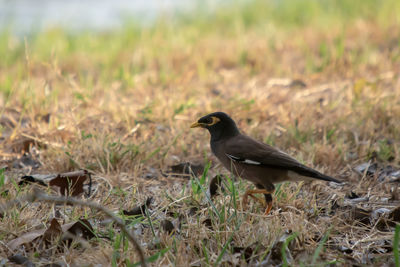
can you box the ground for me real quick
[1,0,400,266]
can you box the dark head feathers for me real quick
[191,112,240,141]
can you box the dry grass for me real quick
[1,0,400,265]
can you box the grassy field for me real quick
[1,0,400,265]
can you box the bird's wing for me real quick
[224,135,301,168]
[224,134,340,183]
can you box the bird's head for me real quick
[191,112,240,141]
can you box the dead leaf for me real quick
[7,227,46,250]
[354,162,378,177]
[167,162,204,178]
[344,207,371,226]
[202,218,212,230]
[371,207,390,218]
[7,218,95,251]
[161,219,175,234]
[19,175,48,187]
[389,206,400,222]
[389,170,400,181]
[123,197,153,216]
[8,137,40,153]
[12,153,41,169]
[188,207,199,217]
[209,174,224,198]
[346,191,360,199]
[19,170,91,196]
[142,167,159,179]
[290,79,307,88]
[354,162,400,182]
[378,165,400,182]
[258,230,298,265]
[376,218,393,231]
[8,254,34,266]
[49,170,91,196]
[232,244,259,263]
[61,219,95,241]
[35,113,51,123]
[336,245,353,254]
[43,218,63,243]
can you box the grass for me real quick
[1,0,400,265]
[394,224,400,267]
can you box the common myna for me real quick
[191,112,341,215]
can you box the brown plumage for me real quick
[191,111,341,214]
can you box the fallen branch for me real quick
[0,188,147,267]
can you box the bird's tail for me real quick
[312,172,342,183]
[292,166,342,184]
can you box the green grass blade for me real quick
[394,224,400,267]
[192,163,220,217]
[145,207,156,237]
[282,232,298,267]
[132,247,170,267]
[312,227,331,264]
[214,223,240,266]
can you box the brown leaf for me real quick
[123,197,153,216]
[167,162,204,178]
[160,219,175,234]
[61,219,95,240]
[290,79,307,88]
[19,170,91,196]
[344,206,371,225]
[345,191,360,199]
[232,246,255,263]
[188,207,198,217]
[390,206,400,222]
[9,137,38,153]
[376,218,392,231]
[210,174,224,198]
[202,218,213,230]
[6,218,94,251]
[49,170,91,196]
[35,113,51,123]
[265,230,296,265]
[43,218,63,243]
[377,206,400,230]
[19,175,48,187]
[8,254,34,266]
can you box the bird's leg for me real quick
[243,190,265,206]
[264,193,273,215]
[247,192,265,205]
[242,188,274,214]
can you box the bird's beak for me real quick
[190,122,204,128]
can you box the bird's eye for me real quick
[204,117,213,124]
[199,116,220,126]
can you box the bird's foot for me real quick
[264,200,272,215]
[242,189,273,215]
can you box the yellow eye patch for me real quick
[190,116,221,128]
[208,116,220,126]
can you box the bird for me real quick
[190,111,341,215]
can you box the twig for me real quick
[0,189,147,267]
